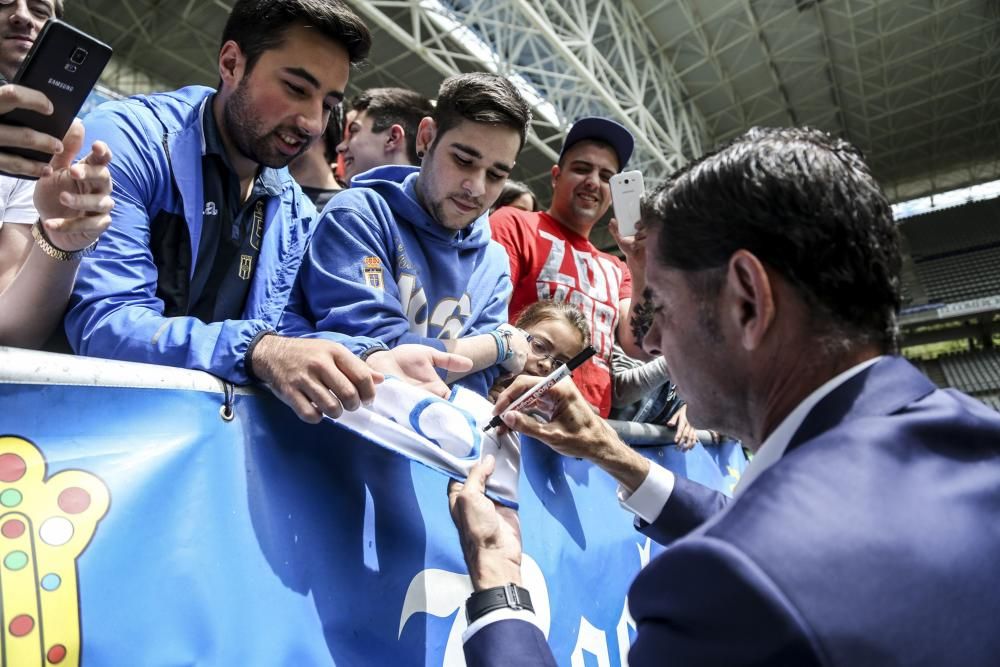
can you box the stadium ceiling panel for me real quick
[65,0,1000,203]
[635,0,1000,201]
[347,0,707,189]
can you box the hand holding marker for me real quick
[483,346,597,432]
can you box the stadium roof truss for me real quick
[346,0,708,190]
[66,0,1000,204]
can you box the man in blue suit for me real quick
[449,126,1000,666]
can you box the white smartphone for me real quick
[609,170,644,236]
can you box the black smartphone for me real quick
[0,18,111,172]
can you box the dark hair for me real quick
[641,126,901,352]
[220,0,371,72]
[431,73,532,152]
[54,0,64,18]
[492,180,539,212]
[349,87,434,165]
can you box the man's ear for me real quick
[725,250,775,351]
[218,40,246,91]
[385,124,405,154]
[415,117,437,156]
[550,163,561,191]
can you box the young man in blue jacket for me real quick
[281,73,534,397]
[66,0,464,422]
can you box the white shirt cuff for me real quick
[462,607,542,643]
[617,461,675,524]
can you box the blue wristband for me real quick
[489,329,508,366]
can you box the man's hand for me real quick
[493,374,616,458]
[667,403,699,451]
[366,344,473,398]
[493,375,650,494]
[609,217,653,360]
[448,455,523,591]
[250,335,382,423]
[608,217,646,277]
[34,120,114,252]
[0,84,65,179]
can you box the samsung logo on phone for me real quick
[47,78,74,92]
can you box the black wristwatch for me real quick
[466,583,534,623]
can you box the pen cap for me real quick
[565,346,597,372]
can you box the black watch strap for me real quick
[466,583,534,624]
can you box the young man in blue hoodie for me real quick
[281,73,534,397]
[66,0,465,424]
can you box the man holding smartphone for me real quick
[0,0,115,348]
[64,0,466,423]
[490,117,644,417]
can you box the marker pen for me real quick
[483,346,597,432]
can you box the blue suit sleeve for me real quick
[628,535,822,666]
[65,106,267,384]
[464,619,557,667]
[638,475,730,546]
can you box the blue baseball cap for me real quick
[558,117,634,172]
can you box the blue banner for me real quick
[0,350,745,666]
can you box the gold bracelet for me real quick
[31,220,97,262]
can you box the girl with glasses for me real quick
[488,299,590,404]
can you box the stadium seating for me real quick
[939,349,1000,395]
[914,357,948,387]
[911,245,1000,304]
[901,198,1000,259]
[899,197,1000,307]
[912,350,1000,413]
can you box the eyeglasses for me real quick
[528,336,568,369]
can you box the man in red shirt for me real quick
[490,118,646,416]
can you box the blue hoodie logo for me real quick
[398,274,472,338]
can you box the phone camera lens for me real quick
[70,47,88,66]
[624,179,630,184]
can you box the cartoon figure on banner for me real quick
[398,540,654,666]
[0,436,110,667]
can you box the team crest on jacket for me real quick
[363,256,384,290]
[239,255,253,280]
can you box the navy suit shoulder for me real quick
[627,357,1000,666]
[629,534,823,666]
[463,358,1000,665]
